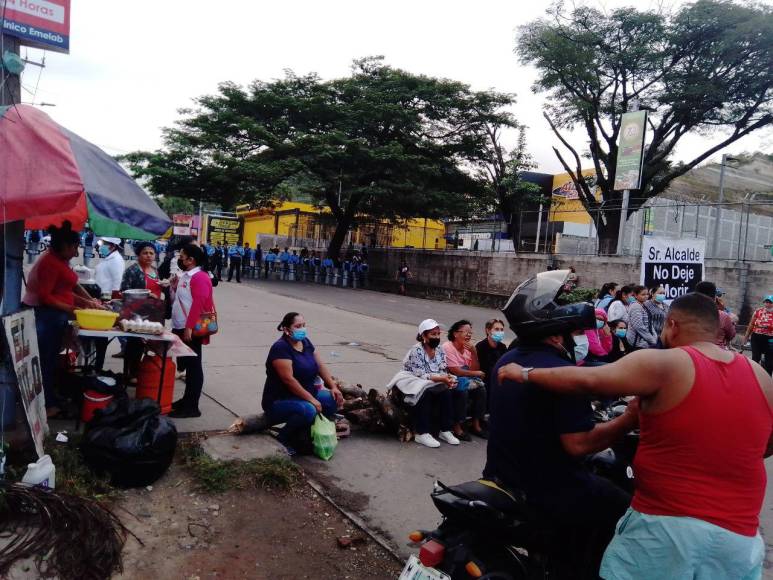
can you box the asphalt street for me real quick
[119,274,773,570]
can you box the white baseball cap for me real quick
[99,237,122,246]
[417,319,441,334]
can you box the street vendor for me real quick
[262,312,344,455]
[22,221,104,417]
[122,241,163,298]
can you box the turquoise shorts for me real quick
[600,508,764,580]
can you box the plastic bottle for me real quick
[21,455,56,489]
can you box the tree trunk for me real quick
[327,214,353,260]
[596,211,621,255]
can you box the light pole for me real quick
[710,154,738,258]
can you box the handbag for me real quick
[180,295,218,338]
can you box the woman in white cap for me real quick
[95,237,125,299]
[401,319,460,448]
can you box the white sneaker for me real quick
[415,433,441,448]
[438,431,460,445]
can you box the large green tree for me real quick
[125,58,514,257]
[517,0,773,252]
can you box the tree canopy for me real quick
[125,57,517,257]
[517,0,773,251]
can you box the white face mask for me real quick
[573,334,590,363]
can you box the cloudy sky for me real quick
[15,0,771,173]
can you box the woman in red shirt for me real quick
[23,222,102,415]
[743,295,773,374]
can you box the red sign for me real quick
[2,0,71,53]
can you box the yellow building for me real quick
[236,201,446,250]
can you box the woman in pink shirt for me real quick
[442,320,487,440]
[170,244,215,418]
[585,308,613,364]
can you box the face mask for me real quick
[627,296,636,304]
[655,294,666,303]
[573,334,589,363]
[427,337,441,349]
[98,245,110,258]
[491,331,505,343]
[765,305,773,312]
[595,320,605,329]
[615,329,627,338]
[291,328,307,341]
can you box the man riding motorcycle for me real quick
[483,270,638,577]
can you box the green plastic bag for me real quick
[311,415,338,461]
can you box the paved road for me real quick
[158,276,773,571]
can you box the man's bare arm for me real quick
[498,349,675,398]
[746,359,773,458]
[561,403,639,457]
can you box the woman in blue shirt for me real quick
[262,312,344,454]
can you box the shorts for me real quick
[600,508,764,580]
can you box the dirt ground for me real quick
[115,460,403,580]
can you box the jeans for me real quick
[172,329,204,410]
[453,386,487,423]
[227,258,241,282]
[34,306,69,408]
[750,333,772,374]
[414,388,453,435]
[267,388,337,446]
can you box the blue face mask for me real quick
[627,296,636,304]
[596,320,605,329]
[291,328,307,341]
[615,328,627,338]
[491,331,505,343]
[98,245,110,258]
[655,294,666,303]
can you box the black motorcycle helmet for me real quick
[502,269,596,342]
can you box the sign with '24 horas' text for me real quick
[641,237,705,299]
[1,0,70,53]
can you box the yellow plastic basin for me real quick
[74,309,119,331]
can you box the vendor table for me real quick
[74,328,193,417]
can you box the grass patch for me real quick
[45,434,119,500]
[180,436,300,494]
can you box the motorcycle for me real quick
[399,400,638,580]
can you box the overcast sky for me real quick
[17,0,771,174]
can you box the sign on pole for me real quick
[205,215,243,246]
[3,311,47,457]
[172,214,194,236]
[641,237,705,299]
[2,0,71,53]
[614,111,648,190]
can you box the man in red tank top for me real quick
[499,293,773,579]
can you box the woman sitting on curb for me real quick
[400,319,460,448]
[443,320,487,440]
[262,312,344,455]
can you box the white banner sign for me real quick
[3,311,47,457]
[640,237,705,299]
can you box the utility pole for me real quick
[710,153,737,259]
[1,35,25,437]
[616,100,639,256]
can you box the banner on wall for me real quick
[3,311,47,457]
[172,214,193,236]
[640,237,705,298]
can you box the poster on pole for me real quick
[2,0,71,53]
[614,111,648,190]
[205,215,243,246]
[3,311,47,457]
[640,237,705,299]
[172,214,194,236]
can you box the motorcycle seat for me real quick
[445,479,528,515]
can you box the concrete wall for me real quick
[367,248,773,322]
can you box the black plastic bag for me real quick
[81,398,177,488]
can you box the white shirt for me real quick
[607,300,629,324]
[95,251,124,294]
[171,267,201,330]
